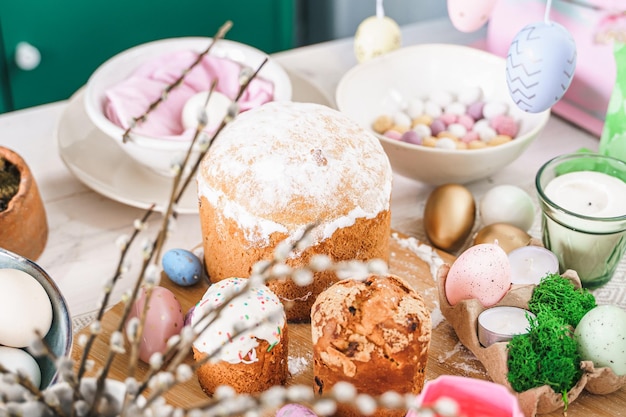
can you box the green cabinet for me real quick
[0,0,295,113]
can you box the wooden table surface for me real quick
[71,232,626,416]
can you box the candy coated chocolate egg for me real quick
[162,248,203,287]
[0,346,41,388]
[506,21,577,113]
[447,0,497,33]
[0,268,53,348]
[424,184,476,252]
[479,185,535,231]
[473,223,531,253]
[129,286,184,363]
[354,16,401,63]
[276,404,319,417]
[445,243,512,307]
[575,305,626,375]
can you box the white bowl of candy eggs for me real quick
[84,37,293,176]
[336,43,550,185]
[0,248,72,390]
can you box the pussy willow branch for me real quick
[85,22,241,415]
[88,49,269,417]
[76,205,155,381]
[128,62,268,385]
[127,81,217,378]
[122,21,233,143]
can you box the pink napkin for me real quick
[104,50,275,141]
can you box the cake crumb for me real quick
[392,233,444,281]
[430,304,444,328]
[288,355,309,376]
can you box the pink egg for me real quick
[384,130,403,140]
[447,0,497,33]
[276,404,318,417]
[445,243,512,307]
[490,114,519,137]
[128,286,184,363]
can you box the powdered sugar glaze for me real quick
[197,101,393,247]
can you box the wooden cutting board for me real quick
[71,232,625,416]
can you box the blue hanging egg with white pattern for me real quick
[506,21,577,113]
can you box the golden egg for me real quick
[423,184,476,252]
[473,223,532,253]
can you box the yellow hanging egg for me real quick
[354,16,401,63]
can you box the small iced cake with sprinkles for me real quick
[190,277,288,394]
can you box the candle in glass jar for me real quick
[544,171,626,218]
[508,246,559,285]
[541,169,626,287]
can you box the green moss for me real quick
[507,274,596,408]
[528,273,596,327]
[507,311,582,406]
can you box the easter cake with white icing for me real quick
[197,101,393,322]
[190,277,288,394]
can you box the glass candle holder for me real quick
[536,153,626,289]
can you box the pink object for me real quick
[104,51,275,140]
[439,113,457,126]
[486,0,624,136]
[448,0,498,33]
[384,130,403,140]
[456,114,475,130]
[461,131,479,143]
[445,243,512,307]
[490,114,519,137]
[276,404,318,417]
[407,375,524,417]
[128,286,184,363]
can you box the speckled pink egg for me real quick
[445,243,511,307]
[128,286,184,363]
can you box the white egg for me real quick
[575,305,626,375]
[0,346,41,388]
[479,185,536,231]
[354,16,401,63]
[0,268,53,348]
[181,90,231,132]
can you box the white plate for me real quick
[56,70,333,214]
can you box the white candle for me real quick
[541,170,626,287]
[508,246,559,285]
[478,306,535,347]
[544,171,626,218]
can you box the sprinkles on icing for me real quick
[191,277,285,364]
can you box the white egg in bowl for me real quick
[0,248,72,389]
[335,43,550,185]
[84,37,293,176]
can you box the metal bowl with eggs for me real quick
[84,37,293,176]
[335,43,550,185]
[0,248,72,389]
